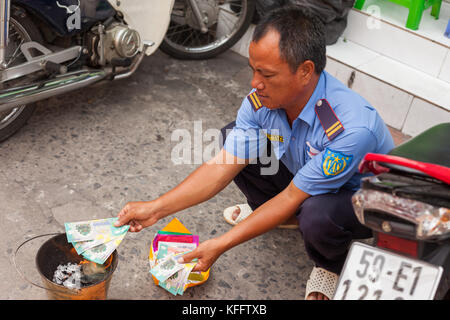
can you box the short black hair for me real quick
[252,5,326,74]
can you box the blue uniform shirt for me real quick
[224,71,395,196]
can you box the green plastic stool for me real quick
[354,0,442,30]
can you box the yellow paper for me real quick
[161,217,191,234]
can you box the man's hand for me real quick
[114,200,162,232]
[177,238,226,272]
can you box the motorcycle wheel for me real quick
[0,8,44,142]
[160,0,256,60]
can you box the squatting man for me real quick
[115,6,394,300]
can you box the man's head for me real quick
[248,6,326,111]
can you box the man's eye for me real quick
[263,74,274,78]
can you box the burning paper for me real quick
[53,262,82,289]
[52,259,111,290]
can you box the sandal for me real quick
[223,204,253,225]
[305,267,339,300]
[223,203,299,229]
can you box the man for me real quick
[114,6,394,300]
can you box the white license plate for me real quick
[333,242,443,300]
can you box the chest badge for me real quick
[322,148,353,178]
[266,133,284,143]
[306,141,320,158]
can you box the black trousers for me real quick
[221,122,372,274]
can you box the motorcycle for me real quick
[0,0,174,141]
[334,123,450,300]
[160,0,256,60]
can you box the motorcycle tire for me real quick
[160,0,256,60]
[0,7,44,142]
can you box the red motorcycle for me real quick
[334,123,450,300]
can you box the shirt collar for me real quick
[297,71,326,127]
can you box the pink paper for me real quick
[152,234,199,252]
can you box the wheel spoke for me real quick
[167,26,193,37]
[162,0,252,55]
[6,39,25,67]
[180,30,195,47]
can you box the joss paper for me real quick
[65,217,129,243]
[156,241,197,262]
[82,233,126,264]
[150,253,185,283]
[152,234,199,252]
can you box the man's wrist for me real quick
[215,233,235,253]
[151,197,169,220]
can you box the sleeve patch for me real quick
[322,148,353,178]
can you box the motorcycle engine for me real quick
[89,22,142,67]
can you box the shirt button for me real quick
[291,137,295,140]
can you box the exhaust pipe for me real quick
[0,70,108,113]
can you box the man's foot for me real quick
[304,267,338,301]
[225,204,299,229]
[231,205,242,221]
[224,204,253,226]
[306,292,330,300]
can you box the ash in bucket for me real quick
[52,260,109,290]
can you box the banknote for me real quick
[72,235,118,255]
[81,233,126,264]
[152,234,199,252]
[72,229,128,255]
[158,260,197,296]
[150,253,185,283]
[65,217,129,243]
[156,241,197,262]
[159,269,183,295]
[72,239,96,255]
[177,262,197,295]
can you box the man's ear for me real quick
[296,60,315,84]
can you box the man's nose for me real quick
[251,74,264,90]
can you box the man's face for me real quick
[248,30,307,110]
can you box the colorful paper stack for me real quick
[149,218,209,295]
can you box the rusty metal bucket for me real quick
[14,233,118,300]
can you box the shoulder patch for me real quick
[247,91,263,112]
[322,148,353,178]
[315,99,344,141]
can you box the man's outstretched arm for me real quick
[114,148,248,231]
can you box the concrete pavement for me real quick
[0,49,314,300]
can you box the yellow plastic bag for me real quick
[148,218,210,290]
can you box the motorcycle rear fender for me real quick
[107,0,175,55]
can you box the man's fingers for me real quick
[115,205,133,227]
[191,264,205,272]
[178,250,198,264]
[127,220,143,232]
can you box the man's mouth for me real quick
[257,92,268,99]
